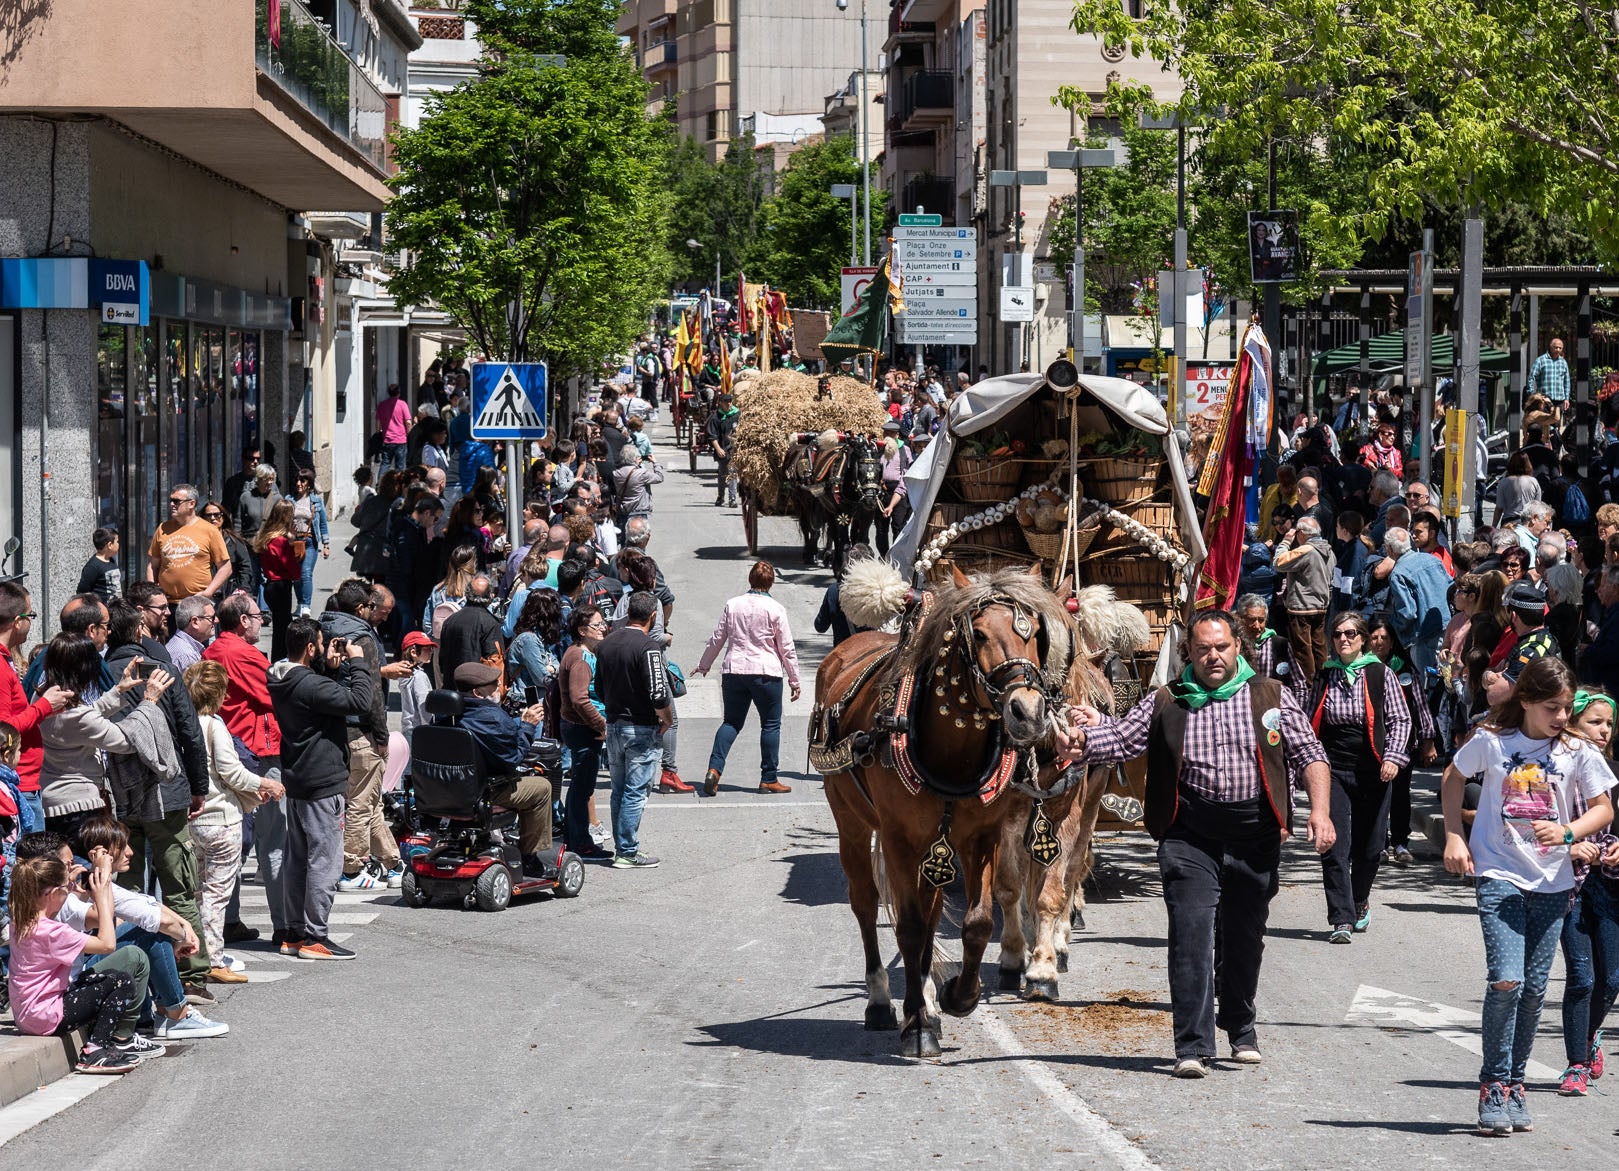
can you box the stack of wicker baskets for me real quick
[1085,551,1181,657]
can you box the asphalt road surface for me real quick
[4,416,1614,1169]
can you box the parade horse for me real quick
[992,585,1150,1001]
[785,430,884,574]
[810,563,1073,1058]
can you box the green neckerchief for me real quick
[1255,628,1278,644]
[1172,657,1256,711]
[1388,654,1407,675]
[1323,651,1381,685]
[719,406,739,420]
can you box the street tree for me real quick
[666,134,765,295]
[387,0,669,375]
[748,135,885,311]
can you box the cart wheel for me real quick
[474,864,513,912]
[555,854,585,899]
[401,869,429,909]
[743,494,759,555]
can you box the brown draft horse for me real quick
[815,564,1073,1058]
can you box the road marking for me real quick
[649,800,824,808]
[243,970,292,984]
[1346,984,1561,1080]
[735,939,759,951]
[0,1073,114,1147]
[234,913,379,925]
[974,1007,1159,1170]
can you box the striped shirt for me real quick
[1082,681,1327,803]
[1315,667,1413,768]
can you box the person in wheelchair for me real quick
[445,662,561,880]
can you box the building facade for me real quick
[0,0,412,619]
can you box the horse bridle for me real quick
[954,597,1065,710]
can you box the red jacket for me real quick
[202,630,282,759]
[0,643,54,792]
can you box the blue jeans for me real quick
[17,789,42,831]
[560,721,603,852]
[87,924,184,1017]
[606,721,661,858]
[1562,876,1619,1065]
[707,673,783,787]
[384,442,407,472]
[1477,876,1568,1084]
[298,541,320,610]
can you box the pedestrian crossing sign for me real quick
[470,361,548,440]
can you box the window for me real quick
[1123,0,1146,16]
[95,325,127,531]
[706,111,718,141]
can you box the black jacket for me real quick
[437,604,504,689]
[454,695,536,777]
[595,626,670,726]
[105,638,211,800]
[268,659,375,801]
[318,610,388,746]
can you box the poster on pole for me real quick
[1247,211,1300,283]
[1183,361,1235,483]
[1442,407,1468,518]
[840,266,879,317]
[1406,249,1431,389]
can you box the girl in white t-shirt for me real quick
[1554,689,1619,1098]
[1443,657,1615,1135]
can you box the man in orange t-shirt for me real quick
[147,483,231,604]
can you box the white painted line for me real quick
[236,891,390,906]
[243,970,292,984]
[735,939,759,951]
[974,1008,1159,1171]
[234,913,379,925]
[1346,984,1560,1080]
[648,800,824,809]
[0,1073,114,1148]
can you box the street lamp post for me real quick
[1047,145,1121,375]
[835,0,871,265]
[685,237,721,300]
[990,168,1048,370]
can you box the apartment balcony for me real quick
[884,9,935,51]
[900,174,954,218]
[899,70,952,130]
[0,0,391,210]
[645,39,678,75]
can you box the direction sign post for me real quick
[471,360,549,549]
[893,223,978,348]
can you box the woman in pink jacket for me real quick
[696,561,802,796]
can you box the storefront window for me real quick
[234,330,261,455]
[131,326,162,569]
[94,325,127,531]
[164,321,189,490]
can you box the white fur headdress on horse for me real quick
[839,558,909,631]
[1068,584,1151,658]
[816,428,842,453]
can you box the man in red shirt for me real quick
[202,592,287,947]
[0,581,71,826]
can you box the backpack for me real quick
[1563,481,1592,524]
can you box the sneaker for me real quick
[277,934,303,957]
[219,952,247,974]
[656,769,695,794]
[573,845,614,861]
[154,1007,230,1040]
[337,868,381,892]
[1172,1057,1208,1079]
[206,965,248,985]
[1392,846,1414,867]
[588,824,612,849]
[113,1033,167,1059]
[1477,1081,1512,1135]
[1328,925,1353,944]
[1559,1065,1591,1096]
[702,768,721,797]
[298,938,357,961]
[1592,1031,1606,1079]
[298,605,311,618]
[611,852,662,869]
[1229,1043,1262,1065]
[76,1046,140,1075]
[1505,1082,1533,1132]
[758,781,793,794]
[1353,904,1371,933]
[223,920,260,944]
[385,866,404,889]
[184,984,217,1007]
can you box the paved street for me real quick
[3,419,1615,1169]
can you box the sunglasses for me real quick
[1332,629,1360,639]
[168,498,190,506]
[202,511,223,520]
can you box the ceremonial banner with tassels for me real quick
[738,273,752,335]
[822,256,902,366]
[719,336,733,395]
[1195,321,1271,610]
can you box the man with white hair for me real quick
[1517,501,1555,566]
[1273,515,1337,688]
[1385,527,1453,681]
[1366,469,1402,545]
[1539,529,1583,655]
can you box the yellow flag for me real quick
[676,309,700,375]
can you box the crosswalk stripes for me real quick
[223,871,392,980]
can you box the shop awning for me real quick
[1311,330,1511,377]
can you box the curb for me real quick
[0,1021,87,1109]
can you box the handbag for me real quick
[290,538,308,562]
[665,659,688,699]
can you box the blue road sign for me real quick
[470,361,549,440]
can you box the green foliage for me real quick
[666,135,766,294]
[386,3,670,377]
[1068,0,1619,263]
[462,0,621,63]
[748,136,887,311]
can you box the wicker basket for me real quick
[1086,553,1177,588]
[1085,457,1164,504]
[926,546,1038,583]
[951,454,1023,503]
[1021,518,1102,563]
[1096,497,1177,553]
[1137,601,1177,655]
[925,503,1023,552]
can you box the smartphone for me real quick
[329,637,347,655]
[134,661,160,680]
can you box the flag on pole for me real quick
[719,336,733,396]
[822,256,902,366]
[675,309,701,376]
[738,273,752,335]
[1195,321,1270,611]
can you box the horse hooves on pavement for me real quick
[1071,908,1086,932]
[864,1003,900,1031]
[938,976,981,1018]
[899,1023,943,1060]
[1022,977,1060,1002]
[1056,953,1069,974]
[998,966,1023,993]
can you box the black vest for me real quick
[1143,676,1291,840]
[1306,662,1390,763]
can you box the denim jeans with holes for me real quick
[1476,876,1569,1084]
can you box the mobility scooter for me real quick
[398,689,584,911]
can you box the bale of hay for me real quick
[730,371,890,514]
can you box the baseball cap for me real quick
[453,662,502,690]
[401,631,436,652]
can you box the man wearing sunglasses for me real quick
[146,484,232,606]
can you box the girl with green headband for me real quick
[1555,687,1619,1099]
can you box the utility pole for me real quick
[1172,122,1188,429]
[837,0,872,264]
[1262,138,1279,364]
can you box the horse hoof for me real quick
[899,1024,943,1059]
[1056,953,1069,974]
[939,976,980,1018]
[1022,977,1060,1002]
[1071,908,1087,932]
[864,1003,899,1031]
[998,966,1024,993]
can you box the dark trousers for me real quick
[1562,875,1619,1065]
[120,809,211,983]
[1388,765,1412,849]
[1158,823,1281,1059]
[714,456,735,504]
[708,673,783,787]
[857,495,912,557]
[561,720,604,851]
[265,578,295,662]
[1319,735,1392,924]
[57,958,141,1047]
[1285,610,1327,688]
